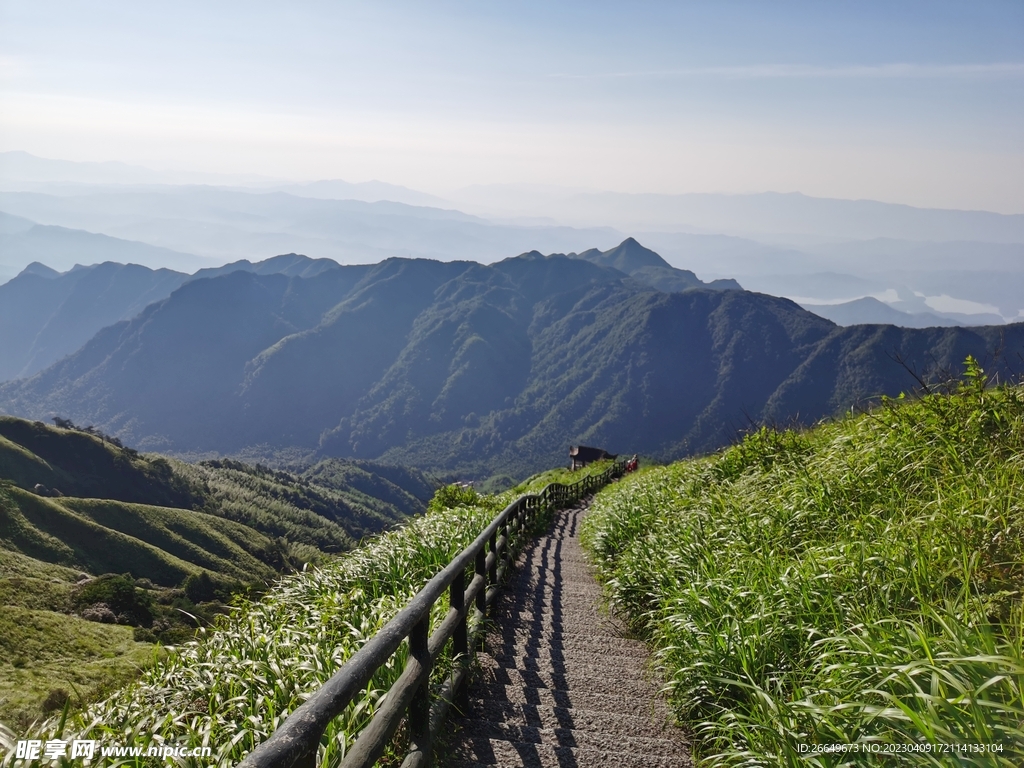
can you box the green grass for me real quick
[508,459,617,495]
[0,417,202,510]
[174,459,396,554]
[0,416,429,561]
[0,607,159,732]
[61,498,277,585]
[0,485,269,587]
[581,360,1024,766]
[2,482,527,766]
[0,418,437,741]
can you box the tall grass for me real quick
[3,487,521,767]
[582,360,1024,766]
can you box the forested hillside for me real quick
[0,253,357,383]
[2,242,1023,480]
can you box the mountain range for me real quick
[0,187,622,266]
[447,187,1024,244]
[0,253,348,381]
[3,152,1022,326]
[1,239,1021,480]
[800,297,966,329]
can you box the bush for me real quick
[182,571,217,604]
[40,689,70,715]
[73,574,153,627]
[427,483,481,512]
[133,627,158,643]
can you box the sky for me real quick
[1,1,1022,212]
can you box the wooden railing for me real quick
[237,460,626,768]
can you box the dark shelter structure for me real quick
[569,445,616,470]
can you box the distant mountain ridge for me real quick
[0,219,213,274]
[1,242,1021,479]
[455,187,1024,244]
[801,297,962,328]
[0,187,624,265]
[4,152,1019,326]
[0,254,357,382]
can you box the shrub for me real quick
[182,571,217,604]
[73,574,153,627]
[133,627,158,643]
[427,483,481,512]
[40,689,70,715]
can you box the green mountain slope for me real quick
[0,417,200,507]
[2,242,1022,479]
[0,485,273,586]
[0,417,428,554]
[0,416,430,728]
[0,253,357,383]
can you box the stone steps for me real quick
[443,502,691,767]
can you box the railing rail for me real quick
[237,460,627,768]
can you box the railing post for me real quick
[475,547,486,648]
[407,616,431,766]
[293,746,317,768]
[451,569,468,712]
[488,530,498,590]
[500,515,509,568]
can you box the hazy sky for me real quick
[2,1,1022,212]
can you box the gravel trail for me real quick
[444,501,692,767]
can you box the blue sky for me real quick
[1,1,1022,211]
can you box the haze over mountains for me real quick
[2,152,1022,327]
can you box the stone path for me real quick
[444,501,692,767]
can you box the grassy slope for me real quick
[1,485,276,587]
[60,498,277,584]
[175,460,386,554]
[0,418,429,557]
[5,471,572,766]
[0,551,157,730]
[0,418,429,731]
[582,364,1024,766]
[0,417,201,508]
[0,607,156,732]
[0,483,279,728]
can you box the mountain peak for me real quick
[575,238,671,274]
[17,262,62,279]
